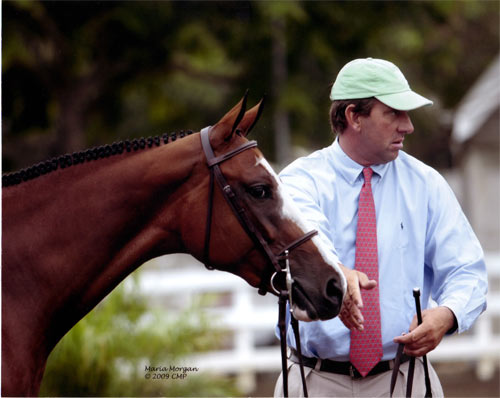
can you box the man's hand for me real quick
[393,306,456,357]
[338,264,377,331]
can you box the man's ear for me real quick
[345,104,362,132]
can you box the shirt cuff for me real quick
[439,304,459,335]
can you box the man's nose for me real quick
[398,112,414,135]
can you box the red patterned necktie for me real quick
[349,167,383,377]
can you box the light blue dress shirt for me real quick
[279,138,487,361]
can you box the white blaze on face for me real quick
[255,156,347,307]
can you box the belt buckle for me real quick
[349,365,363,379]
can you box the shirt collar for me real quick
[332,138,389,185]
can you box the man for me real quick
[274,58,487,397]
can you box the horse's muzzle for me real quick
[292,274,344,322]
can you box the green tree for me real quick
[3,1,498,171]
[2,1,243,170]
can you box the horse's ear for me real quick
[231,90,249,136]
[210,92,249,142]
[236,96,265,137]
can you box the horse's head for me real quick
[186,94,345,321]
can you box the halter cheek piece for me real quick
[200,126,317,295]
[200,126,315,397]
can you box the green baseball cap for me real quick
[330,58,433,111]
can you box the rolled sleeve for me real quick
[425,172,488,333]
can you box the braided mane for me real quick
[2,130,194,188]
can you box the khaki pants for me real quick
[274,358,444,397]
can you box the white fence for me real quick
[135,252,500,392]
[427,252,500,380]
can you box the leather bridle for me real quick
[200,126,314,396]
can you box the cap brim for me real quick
[375,90,433,111]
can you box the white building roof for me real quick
[452,54,500,143]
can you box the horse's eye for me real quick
[248,184,272,199]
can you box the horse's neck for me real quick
[2,134,203,351]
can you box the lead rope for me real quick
[276,251,308,397]
[277,292,308,397]
[278,291,290,397]
[390,343,406,397]
[291,316,308,397]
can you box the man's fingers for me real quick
[393,307,455,357]
[348,281,363,308]
[393,324,425,345]
[347,271,376,308]
[402,338,435,357]
[339,303,364,331]
[357,272,377,290]
[349,304,364,328]
[408,315,419,333]
[404,345,430,357]
[337,265,378,332]
[393,325,437,356]
[339,285,365,331]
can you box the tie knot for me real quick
[362,167,373,183]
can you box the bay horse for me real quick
[2,95,345,396]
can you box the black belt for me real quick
[290,350,410,379]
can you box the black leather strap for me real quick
[291,317,308,397]
[406,356,416,397]
[278,291,289,397]
[390,343,406,397]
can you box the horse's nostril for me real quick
[326,278,343,307]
